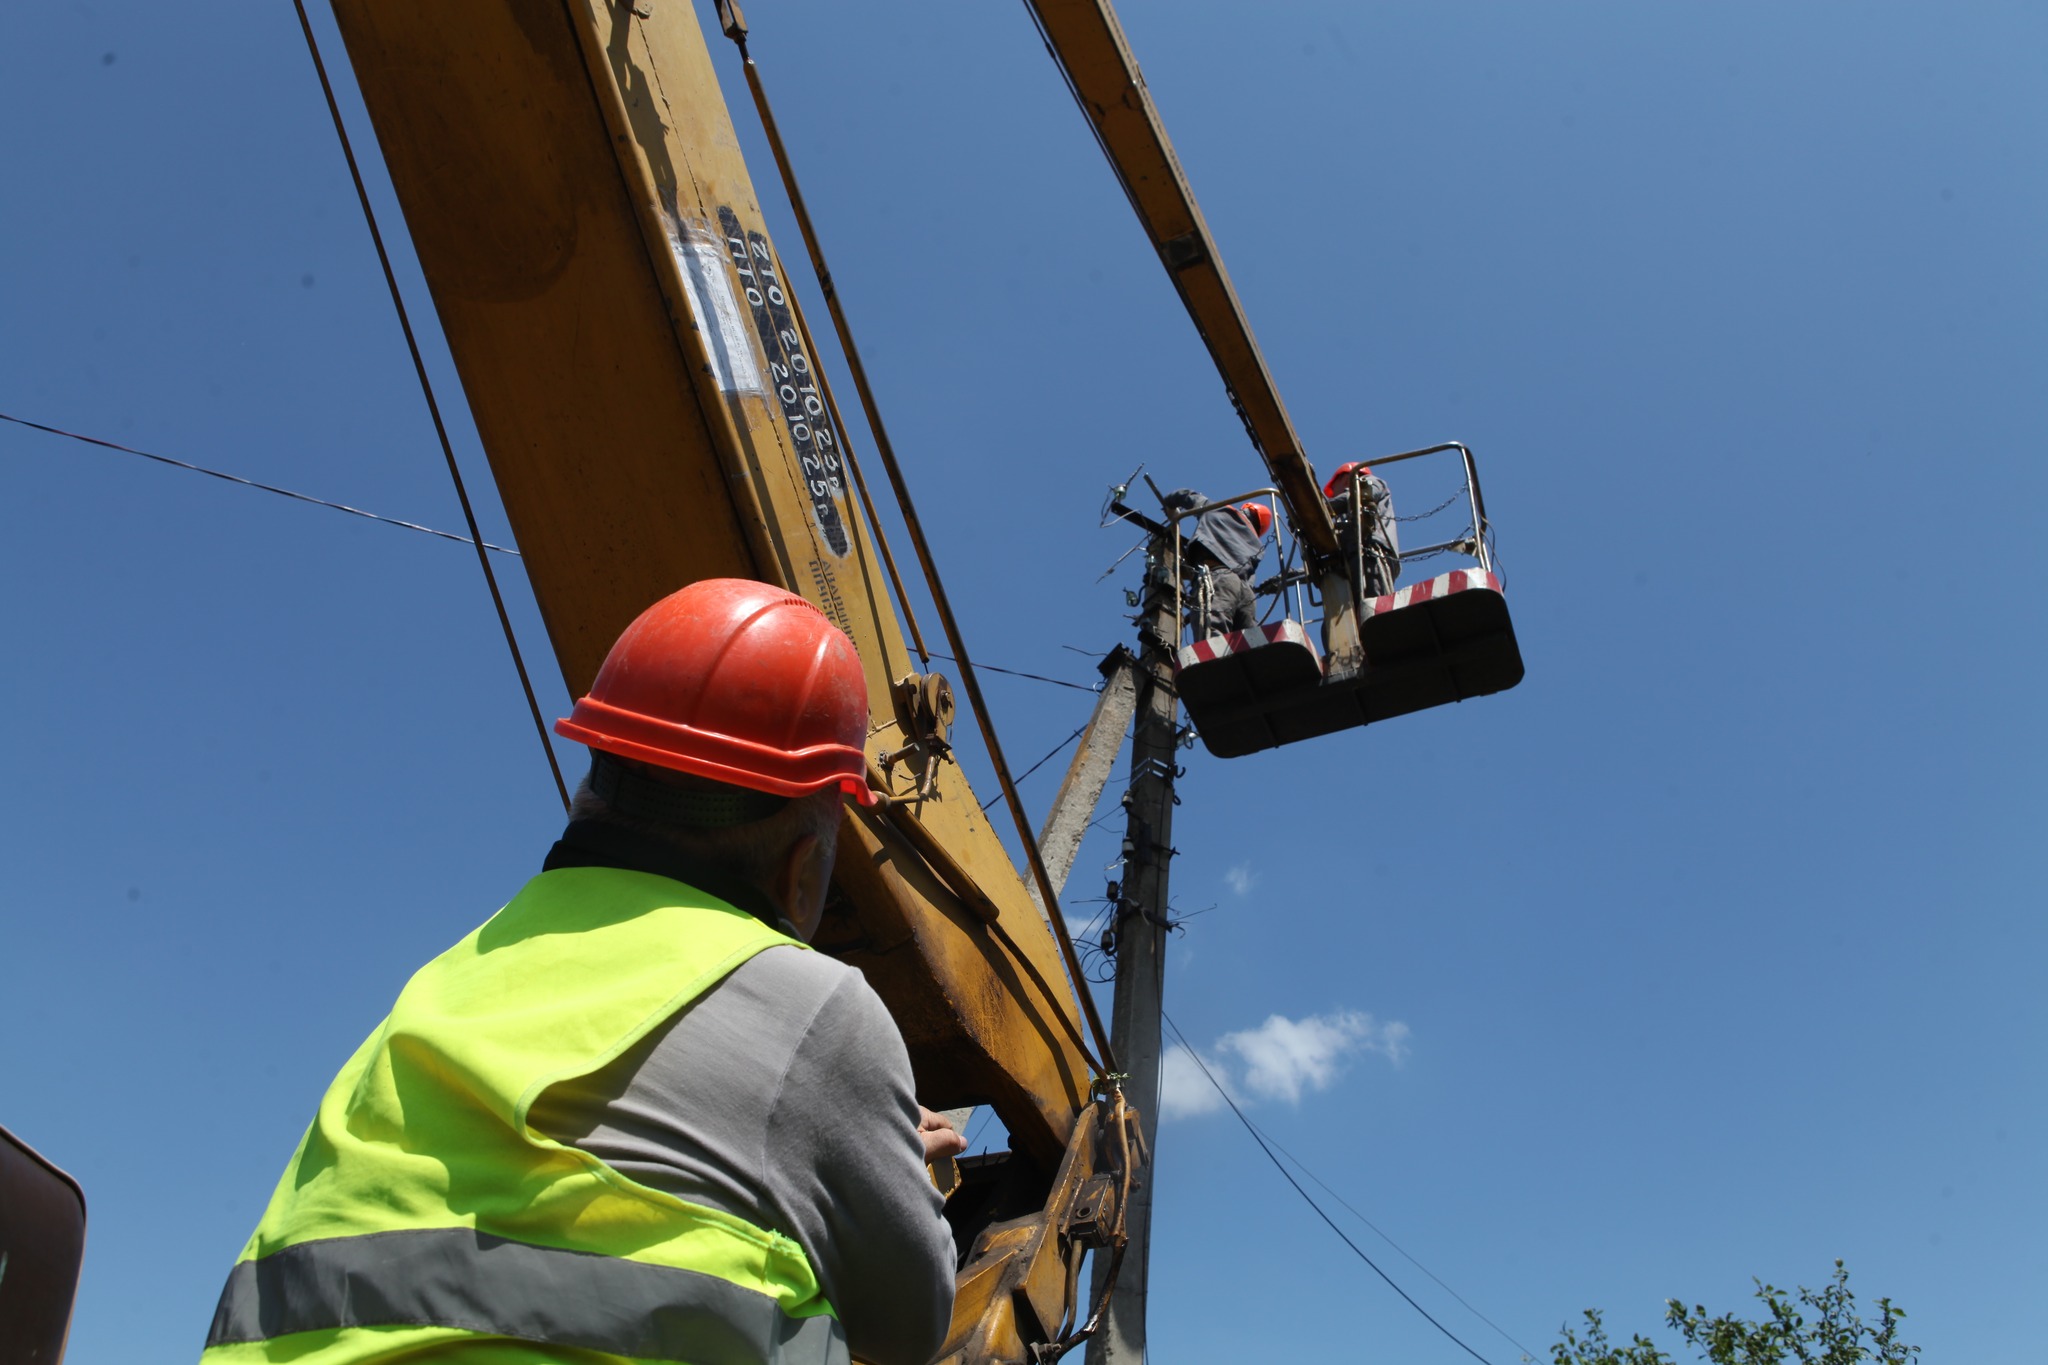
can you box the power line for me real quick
[1160,1011,1502,1365]
[980,723,1090,812]
[928,652,1101,694]
[0,412,519,555]
[290,0,568,813]
[2,413,1120,810]
[1241,1115,1544,1364]
[22,366,1120,1304]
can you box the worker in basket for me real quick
[1324,460,1400,598]
[1163,488,1273,637]
[200,579,966,1365]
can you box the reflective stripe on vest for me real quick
[206,1228,845,1364]
[201,866,837,1365]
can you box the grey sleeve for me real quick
[531,948,956,1365]
[1365,476,1399,558]
[763,973,957,1365]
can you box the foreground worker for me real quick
[201,579,965,1365]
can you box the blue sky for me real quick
[3,2,2043,1362]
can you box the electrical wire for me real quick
[1086,808,1125,834]
[1239,1115,1544,1364]
[0,412,519,555]
[980,723,1090,813]
[290,0,568,814]
[928,653,1100,695]
[1094,536,1147,583]
[1160,1011,1502,1365]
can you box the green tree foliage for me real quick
[1550,1261,1919,1365]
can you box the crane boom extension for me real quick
[1023,0,1339,561]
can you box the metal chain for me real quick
[1394,485,1468,524]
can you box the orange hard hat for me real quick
[555,579,880,806]
[1322,461,1373,498]
[1236,502,1273,537]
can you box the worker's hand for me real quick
[916,1106,969,1162]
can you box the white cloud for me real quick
[1158,1043,1230,1119]
[1223,862,1257,896]
[1158,1009,1410,1120]
[1218,1010,1410,1102]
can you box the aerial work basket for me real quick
[1170,443,1524,759]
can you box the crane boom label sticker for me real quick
[718,206,852,560]
[669,220,764,397]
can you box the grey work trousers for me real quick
[1200,571,1258,638]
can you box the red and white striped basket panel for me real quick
[1176,618,1318,670]
[1367,568,1503,616]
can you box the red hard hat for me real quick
[1322,461,1372,499]
[556,579,880,806]
[1236,502,1273,537]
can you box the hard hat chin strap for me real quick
[589,751,791,829]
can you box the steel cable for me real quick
[290,0,568,813]
[723,24,1115,1076]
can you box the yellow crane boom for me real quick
[320,0,1362,1354]
[331,0,1093,1151]
[327,2,1141,1358]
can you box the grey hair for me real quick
[569,757,844,897]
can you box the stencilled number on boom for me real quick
[718,206,850,558]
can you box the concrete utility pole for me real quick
[1088,536,1182,1365]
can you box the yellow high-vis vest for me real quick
[200,866,844,1365]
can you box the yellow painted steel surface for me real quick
[327,0,1091,1168]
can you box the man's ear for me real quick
[773,831,831,940]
